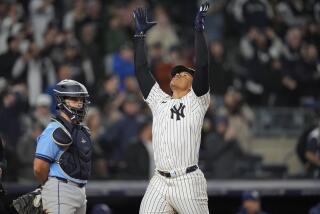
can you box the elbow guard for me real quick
[52,127,72,147]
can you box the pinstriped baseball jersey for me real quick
[145,83,210,171]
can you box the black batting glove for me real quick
[133,8,156,37]
[195,2,210,32]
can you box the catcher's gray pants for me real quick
[41,177,86,214]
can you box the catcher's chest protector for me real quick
[58,122,93,180]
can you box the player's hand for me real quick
[195,2,210,32]
[133,8,156,37]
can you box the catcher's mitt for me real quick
[12,188,43,214]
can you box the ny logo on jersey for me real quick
[170,103,186,121]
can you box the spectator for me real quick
[305,123,320,178]
[202,0,228,42]
[0,84,28,148]
[41,24,67,65]
[305,0,320,49]
[218,89,255,152]
[31,93,52,127]
[63,0,87,36]
[11,41,56,106]
[123,75,140,97]
[241,0,273,31]
[86,0,103,26]
[63,39,95,87]
[80,23,103,80]
[0,84,28,181]
[239,27,283,105]
[0,35,21,81]
[165,0,197,42]
[105,42,134,91]
[0,2,24,53]
[85,107,108,179]
[121,120,154,180]
[276,0,309,28]
[91,203,112,214]
[149,42,165,71]
[300,43,320,101]
[309,202,320,214]
[95,74,125,113]
[101,94,142,171]
[102,3,131,55]
[29,0,55,47]
[204,116,246,178]
[278,27,305,106]
[229,0,273,34]
[209,40,234,97]
[236,190,268,214]
[16,122,44,184]
[146,4,179,53]
[305,21,320,53]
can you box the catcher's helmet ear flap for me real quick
[53,79,90,123]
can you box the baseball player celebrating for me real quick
[133,2,210,214]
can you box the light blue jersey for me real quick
[35,121,87,184]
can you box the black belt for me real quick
[158,165,198,178]
[50,176,86,188]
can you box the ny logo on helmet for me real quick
[170,103,185,121]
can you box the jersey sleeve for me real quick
[190,89,211,114]
[35,126,61,163]
[134,37,156,99]
[192,31,209,96]
[145,83,169,113]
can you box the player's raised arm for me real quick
[133,8,157,99]
[192,2,210,97]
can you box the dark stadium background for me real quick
[0,0,320,213]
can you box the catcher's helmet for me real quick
[53,79,90,123]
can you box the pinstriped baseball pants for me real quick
[139,169,209,214]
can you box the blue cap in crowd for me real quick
[242,190,260,201]
[91,203,112,214]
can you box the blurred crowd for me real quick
[0,0,319,182]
